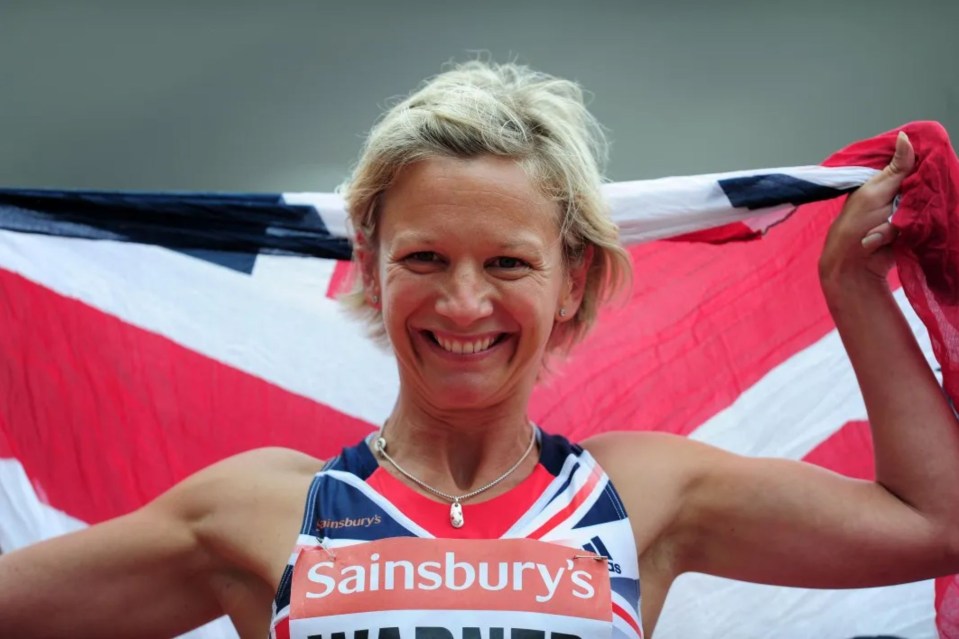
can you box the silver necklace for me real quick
[374,424,537,529]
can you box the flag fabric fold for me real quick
[0,121,956,638]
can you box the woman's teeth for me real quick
[434,334,497,354]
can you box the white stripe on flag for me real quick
[281,191,350,240]
[282,166,881,246]
[658,573,935,639]
[0,230,397,425]
[0,458,86,552]
[605,165,879,243]
[689,288,937,458]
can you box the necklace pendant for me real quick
[450,500,464,528]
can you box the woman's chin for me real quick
[436,384,498,410]
[410,374,510,412]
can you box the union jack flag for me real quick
[0,121,956,638]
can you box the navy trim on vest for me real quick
[538,430,583,475]
[325,437,380,480]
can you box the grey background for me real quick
[0,0,956,193]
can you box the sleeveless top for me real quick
[269,429,643,638]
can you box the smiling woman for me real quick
[371,156,582,410]
[0,61,957,639]
[342,62,631,354]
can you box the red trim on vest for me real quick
[613,600,643,636]
[527,464,602,540]
[273,615,290,639]
[365,464,555,538]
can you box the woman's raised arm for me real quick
[591,132,959,594]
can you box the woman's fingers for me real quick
[888,130,916,176]
[846,132,914,246]
[822,132,915,284]
[861,221,897,250]
[861,132,915,206]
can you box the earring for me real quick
[558,308,567,318]
[371,294,379,304]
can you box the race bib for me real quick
[289,537,613,638]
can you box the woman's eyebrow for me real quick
[494,234,551,252]
[390,232,436,246]
[389,233,547,252]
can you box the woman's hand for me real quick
[819,131,916,292]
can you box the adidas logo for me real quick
[582,535,622,575]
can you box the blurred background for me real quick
[1,0,956,194]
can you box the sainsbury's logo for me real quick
[290,537,611,621]
[316,515,383,530]
[305,550,596,602]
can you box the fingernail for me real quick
[861,232,884,248]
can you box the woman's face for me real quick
[367,155,582,411]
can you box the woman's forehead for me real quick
[378,155,562,240]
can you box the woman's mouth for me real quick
[423,331,509,355]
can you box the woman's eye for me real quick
[406,251,440,263]
[488,256,529,269]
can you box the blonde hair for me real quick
[340,60,631,352]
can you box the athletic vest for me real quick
[270,430,643,638]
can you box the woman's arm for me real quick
[591,132,959,590]
[0,481,224,638]
[0,447,319,638]
[817,132,959,540]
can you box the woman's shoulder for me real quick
[581,430,728,497]
[154,447,325,528]
[153,448,328,591]
[207,446,326,477]
[179,446,324,489]
[580,432,707,520]
[581,429,695,465]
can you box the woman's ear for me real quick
[354,233,380,307]
[558,244,593,321]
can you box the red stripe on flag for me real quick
[802,420,876,480]
[936,575,959,639]
[0,268,374,524]
[0,409,13,458]
[325,261,354,300]
[530,197,902,444]
[532,198,844,442]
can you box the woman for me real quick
[1,61,957,638]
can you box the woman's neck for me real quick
[377,395,538,495]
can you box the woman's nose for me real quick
[435,264,494,326]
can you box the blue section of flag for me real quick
[0,188,352,260]
[173,248,258,273]
[719,174,854,210]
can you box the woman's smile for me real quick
[420,329,511,357]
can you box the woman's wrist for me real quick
[819,270,893,316]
